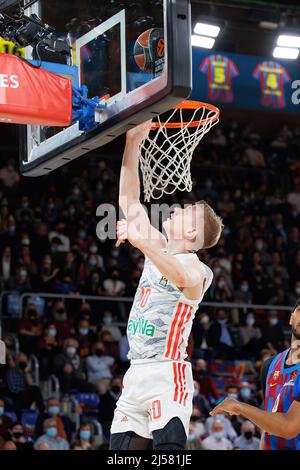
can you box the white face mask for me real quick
[66,347,76,357]
[269,318,278,326]
[246,318,255,327]
[213,431,224,440]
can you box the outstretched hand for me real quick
[116,218,149,250]
[210,397,242,417]
[126,119,153,143]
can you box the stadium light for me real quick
[273,46,299,59]
[191,34,215,49]
[277,34,300,48]
[194,22,221,38]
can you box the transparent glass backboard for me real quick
[19,0,192,176]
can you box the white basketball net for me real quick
[139,103,219,201]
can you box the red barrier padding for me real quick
[0,54,72,126]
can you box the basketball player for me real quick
[109,121,223,450]
[210,299,300,450]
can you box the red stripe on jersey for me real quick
[170,305,190,360]
[265,433,271,450]
[173,362,179,402]
[166,303,184,358]
[183,391,188,407]
[176,308,192,360]
[179,364,187,404]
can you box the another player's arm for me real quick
[259,432,265,450]
[210,397,300,440]
[118,122,166,247]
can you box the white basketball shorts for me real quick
[110,359,194,439]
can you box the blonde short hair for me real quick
[197,200,224,250]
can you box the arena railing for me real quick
[0,290,293,328]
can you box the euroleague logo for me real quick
[157,38,165,58]
[0,74,20,89]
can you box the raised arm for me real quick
[118,121,166,247]
[119,123,150,214]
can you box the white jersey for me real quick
[127,252,213,362]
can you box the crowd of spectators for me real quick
[0,119,299,450]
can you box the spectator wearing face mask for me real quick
[202,419,233,450]
[261,311,285,354]
[239,313,262,359]
[34,418,69,450]
[53,338,95,394]
[193,359,219,402]
[19,303,44,356]
[234,421,260,450]
[191,312,213,359]
[38,324,60,380]
[75,319,95,358]
[103,269,125,296]
[0,399,13,447]
[5,353,45,418]
[35,397,74,441]
[186,407,205,450]
[226,384,240,401]
[100,311,122,342]
[238,382,259,407]
[211,275,233,303]
[86,342,115,395]
[98,376,122,438]
[208,309,236,359]
[234,280,253,304]
[86,242,104,271]
[8,265,32,293]
[10,423,33,450]
[52,302,74,342]
[205,407,237,442]
[72,423,96,450]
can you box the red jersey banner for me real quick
[199,54,239,103]
[0,54,72,126]
[252,60,291,109]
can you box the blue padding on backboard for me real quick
[28,60,79,88]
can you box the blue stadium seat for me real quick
[73,393,100,410]
[4,411,17,422]
[21,410,39,435]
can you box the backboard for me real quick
[19,0,192,176]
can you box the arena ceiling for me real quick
[191,0,300,57]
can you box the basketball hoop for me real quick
[139,100,220,201]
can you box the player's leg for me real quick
[110,365,152,449]
[152,417,187,450]
[110,431,152,450]
[148,361,194,450]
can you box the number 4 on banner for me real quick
[0,340,5,364]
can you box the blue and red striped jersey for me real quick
[252,61,291,109]
[199,54,239,103]
[264,349,300,450]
